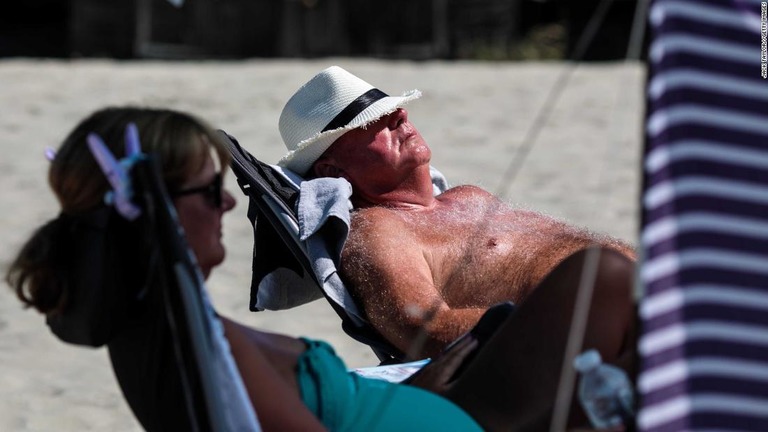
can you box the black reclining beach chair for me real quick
[221,130,407,363]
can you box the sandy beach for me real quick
[0,59,644,431]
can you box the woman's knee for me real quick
[562,247,634,291]
[594,247,635,297]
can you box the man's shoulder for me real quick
[437,184,496,202]
[352,205,402,219]
[350,206,409,232]
[346,207,419,258]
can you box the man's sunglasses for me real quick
[171,173,223,208]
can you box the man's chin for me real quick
[415,150,432,167]
[412,144,431,160]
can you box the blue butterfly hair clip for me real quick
[86,123,145,220]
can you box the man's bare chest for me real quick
[347,186,596,305]
[400,188,576,304]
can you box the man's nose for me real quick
[386,108,408,130]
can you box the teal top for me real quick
[296,338,484,432]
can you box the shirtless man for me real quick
[278,66,637,360]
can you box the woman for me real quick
[6,106,635,431]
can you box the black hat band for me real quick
[322,88,388,132]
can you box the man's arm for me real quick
[340,210,485,358]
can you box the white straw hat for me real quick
[277,65,421,175]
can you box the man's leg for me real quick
[444,247,637,431]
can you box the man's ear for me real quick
[313,159,343,178]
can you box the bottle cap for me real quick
[573,349,602,372]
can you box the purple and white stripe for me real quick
[639,0,768,430]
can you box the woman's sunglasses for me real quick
[171,173,223,208]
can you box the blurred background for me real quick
[0,4,650,429]
[1,0,646,62]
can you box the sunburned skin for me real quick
[340,184,636,356]
[318,107,637,357]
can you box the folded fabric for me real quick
[429,166,449,196]
[250,164,322,311]
[201,289,262,430]
[297,177,365,322]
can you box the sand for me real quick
[0,59,644,431]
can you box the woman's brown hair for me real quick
[6,106,230,314]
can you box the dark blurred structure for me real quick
[564,0,645,60]
[1,0,71,57]
[0,0,646,60]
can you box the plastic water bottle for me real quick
[573,349,635,429]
